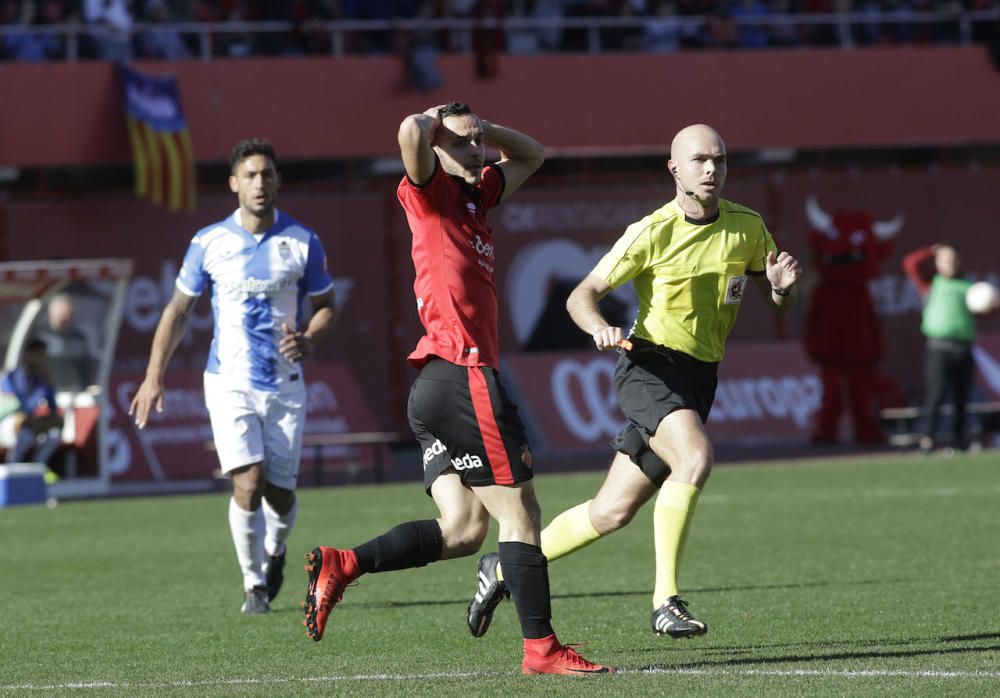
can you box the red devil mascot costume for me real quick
[804,196,903,444]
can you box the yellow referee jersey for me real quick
[593,198,777,362]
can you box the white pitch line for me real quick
[3,666,1000,691]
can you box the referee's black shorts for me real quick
[610,336,719,484]
[407,358,534,494]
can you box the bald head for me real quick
[670,124,724,162]
[668,124,727,210]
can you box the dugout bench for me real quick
[879,402,1000,449]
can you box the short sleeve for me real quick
[175,237,208,297]
[304,234,334,295]
[592,221,653,289]
[747,223,778,275]
[397,159,446,218]
[477,165,506,211]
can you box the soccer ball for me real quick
[966,281,999,314]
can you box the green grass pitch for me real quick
[2,452,999,696]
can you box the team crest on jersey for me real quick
[520,444,533,469]
[277,240,291,261]
[466,202,477,215]
[725,275,748,304]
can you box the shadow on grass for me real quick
[688,631,1000,657]
[347,578,895,610]
[634,630,1000,660]
[633,636,1000,672]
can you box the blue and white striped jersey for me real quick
[176,209,334,392]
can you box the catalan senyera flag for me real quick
[118,64,196,213]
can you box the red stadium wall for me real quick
[3,46,1000,479]
[3,46,1000,167]
[2,163,999,479]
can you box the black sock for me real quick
[498,541,554,639]
[353,519,443,574]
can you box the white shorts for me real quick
[203,372,307,490]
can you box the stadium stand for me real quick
[1,1,1000,61]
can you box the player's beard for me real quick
[244,194,275,219]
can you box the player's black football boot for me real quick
[651,596,708,638]
[466,552,508,637]
[264,549,286,602]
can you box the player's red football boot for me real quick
[303,546,356,641]
[522,635,616,675]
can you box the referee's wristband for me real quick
[771,286,791,297]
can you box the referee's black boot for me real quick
[651,596,708,638]
[264,549,286,602]
[466,552,508,637]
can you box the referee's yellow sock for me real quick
[652,481,700,609]
[495,501,600,583]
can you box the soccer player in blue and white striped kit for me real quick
[130,139,337,614]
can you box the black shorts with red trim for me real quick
[407,358,534,494]
[610,336,719,484]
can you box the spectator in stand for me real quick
[799,0,838,46]
[766,0,799,47]
[294,0,345,55]
[0,338,64,465]
[854,0,884,46]
[532,0,565,52]
[472,0,504,77]
[903,244,998,453]
[644,1,684,52]
[703,0,739,48]
[403,0,443,90]
[136,0,192,59]
[730,0,771,48]
[354,0,398,53]
[3,0,60,61]
[214,0,256,57]
[883,0,915,45]
[611,0,651,52]
[256,0,295,54]
[83,0,134,60]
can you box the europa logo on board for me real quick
[503,342,822,454]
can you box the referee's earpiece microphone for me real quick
[672,167,694,197]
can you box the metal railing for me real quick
[0,10,998,62]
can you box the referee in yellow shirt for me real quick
[467,124,802,640]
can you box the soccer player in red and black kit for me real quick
[302,103,614,676]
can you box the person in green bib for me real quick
[903,245,983,452]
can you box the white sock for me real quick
[228,497,266,590]
[263,496,298,557]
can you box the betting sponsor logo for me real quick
[472,235,495,274]
[422,438,446,468]
[218,277,296,297]
[473,235,495,261]
[421,439,484,471]
[452,453,484,471]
